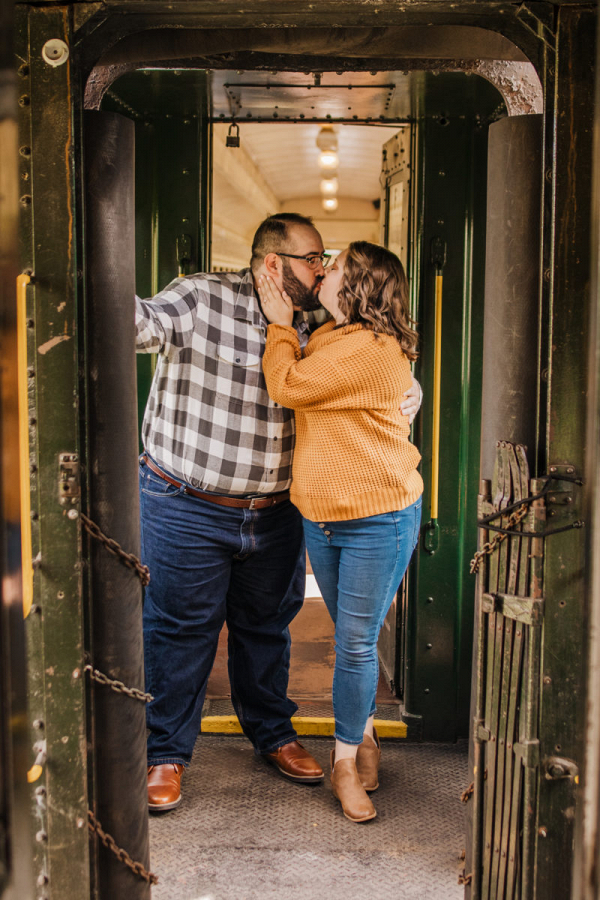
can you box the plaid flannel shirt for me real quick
[135,268,312,495]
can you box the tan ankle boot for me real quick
[356,728,381,792]
[330,750,376,823]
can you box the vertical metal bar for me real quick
[520,479,546,900]
[469,479,492,900]
[431,271,443,522]
[483,607,505,900]
[16,273,32,620]
[490,617,514,899]
[500,622,525,897]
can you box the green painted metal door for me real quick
[381,75,505,740]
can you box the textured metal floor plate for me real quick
[149,735,468,900]
[203,699,400,719]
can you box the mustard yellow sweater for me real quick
[263,320,423,521]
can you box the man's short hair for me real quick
[250,213,314,272]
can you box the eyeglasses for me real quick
[277,252,331,270]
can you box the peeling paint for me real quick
[473,60,543,116]
[37,335,70,355]
[57,301,66,312]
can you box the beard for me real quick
[282,259,323,312]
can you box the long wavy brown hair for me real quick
[337,241,419,361]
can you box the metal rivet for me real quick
[20,194,32,207]
[19,145,31,158]
[76,817,85,829]
[33,719,44,730]
[544,675,552,684]
[539,827,548,838]
[424,688,430,694]
[37,874,49,886]
[67,508,79,520]
[72,668,81,680]
[426,643,433,649]
[36,830,48,843]
[18,95,30,107]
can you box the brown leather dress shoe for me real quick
[263,740,324,783]
[147,763,185,811]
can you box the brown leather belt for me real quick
[140,455,290,509]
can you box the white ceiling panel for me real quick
[218,122,402,203]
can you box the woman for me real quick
[258,241,423,823]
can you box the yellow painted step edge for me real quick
[201,715,407,739]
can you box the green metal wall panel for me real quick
[16,6,90,898]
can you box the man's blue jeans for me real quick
[303,498,422,745]
[140,460,305,765]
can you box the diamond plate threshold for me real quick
[202,699,406,738]
[149,735,468,900]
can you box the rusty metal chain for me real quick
[460,781,474,804]
[470,504,529,575]
[88,810,159,885]
[80,512,150,586]
[458,870,473,886]
[84,664,153,704]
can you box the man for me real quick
[136,213,421,810]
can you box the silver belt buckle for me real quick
[248,497,258,510]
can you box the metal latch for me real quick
[58,452,80,505]
[544,756,579,782]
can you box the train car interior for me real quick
[1,3,598,900]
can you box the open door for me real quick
[378,127,412,696]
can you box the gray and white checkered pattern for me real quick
[136,268,305,495]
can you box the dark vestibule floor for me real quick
[148,733,468,900]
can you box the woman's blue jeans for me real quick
[303,498,422,745]
[140,460,305,765]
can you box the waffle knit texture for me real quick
[263,320,423,522]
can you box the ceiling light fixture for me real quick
[317,126,338,170]
[320,177,339,196]
[322,197,338,212]
[319,150,339,170]
[316,125,338,152]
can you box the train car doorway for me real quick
[10,4,596,899]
